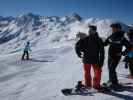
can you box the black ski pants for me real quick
[108,55,121,84]
[22,51,29,60]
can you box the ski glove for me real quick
[121,51,128,56]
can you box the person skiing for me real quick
[75,25,105,90]
[104,23,131,89]
[22,41,31,60]
[124,29,133,78]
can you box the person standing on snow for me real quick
[22,41,31,60]
[104,23,131,89]
[75,25,105,90]
[124,29,133,78]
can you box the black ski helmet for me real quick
[89,25,97,31]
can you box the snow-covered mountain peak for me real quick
[18,13,39,19]
[68,13,82,21]
[0,13,130,54]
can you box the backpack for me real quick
[128,47,133,58]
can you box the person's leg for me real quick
[125,62,129,69]
[108,56,113,83]
[22,52,26,60]
[124,56,129,69]
[129,60,133,76]
[108,56,121,85]
[26,51,29,60]
[92,64,102,89]
[83,64,92,87]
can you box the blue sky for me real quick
[0,0,132,24]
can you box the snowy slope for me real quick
[0,44,133,100]
[0,13,132,100]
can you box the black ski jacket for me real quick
[104,31,131,58]
[75,33,105,67]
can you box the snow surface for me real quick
[0,13,132,100]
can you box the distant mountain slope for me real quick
[0,13,129,54]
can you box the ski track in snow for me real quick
[0,45,132,100]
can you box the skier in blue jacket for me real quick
[22,41,31,60]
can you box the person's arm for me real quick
[98,38,105,67]
[121,38,132,56]
[75,39,83,58]
[104,38,109,46]
[24,45,27,51]
[104,35,112,46]
[26,44,31,52]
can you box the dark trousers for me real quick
[108,55,121,84]
[22,51,29,60]
[129,62,133,75]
